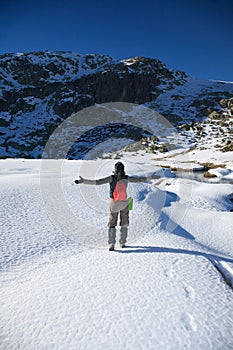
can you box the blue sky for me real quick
[1,0,233,81]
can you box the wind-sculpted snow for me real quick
[0,177,74,270]
[1,246,233,350]
[0,157,233,349]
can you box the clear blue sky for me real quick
[1,0,233,81]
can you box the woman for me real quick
[75,162,158,251]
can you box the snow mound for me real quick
[209,167,233,179]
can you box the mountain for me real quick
[0,51,233,159]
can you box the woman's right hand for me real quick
[74,176,84,184]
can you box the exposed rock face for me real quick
[0,51,233,158]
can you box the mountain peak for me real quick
[0,50,233,159]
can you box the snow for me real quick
[208,167,233,179]
[0,153,233,350]
[0,52,114,91]
[147,75,233,126]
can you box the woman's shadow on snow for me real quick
[119,246,233,264]
[145,188,195,241]
[119,187,233,264]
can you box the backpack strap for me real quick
[109,174,117,198]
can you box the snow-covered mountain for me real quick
[0,51,233,158]
[1,52,233,349]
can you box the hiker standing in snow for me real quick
[75,162,158,251]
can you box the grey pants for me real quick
[108,227,128,245]
[108,201,129,245]
[108,201,129,228]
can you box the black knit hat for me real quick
[114,161,125,173]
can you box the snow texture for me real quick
[0,153,233,350]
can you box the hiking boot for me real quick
[109,245,115,251]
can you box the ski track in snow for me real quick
[0,159,233,350]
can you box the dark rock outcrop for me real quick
[0,51,233,159]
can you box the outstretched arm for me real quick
[128,173,160,183]
[74,175,111,185]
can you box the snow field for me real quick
[0,157,233,350]
[0,238,233,350]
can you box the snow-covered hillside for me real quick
[1,50,233,349]
[0,52,233,159]
[0,149,233,349]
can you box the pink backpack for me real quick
[113,180,127,201]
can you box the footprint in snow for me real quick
[183,285,195,302]
[180,312,197,332]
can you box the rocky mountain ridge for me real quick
[0,51,232,159]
